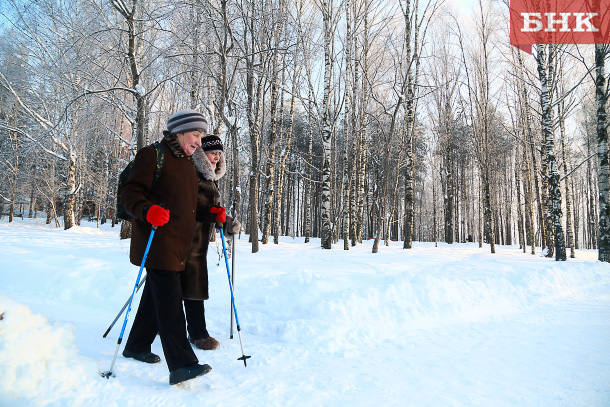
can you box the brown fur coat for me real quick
[181,147,228,300]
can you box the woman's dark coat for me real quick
[181,147,228,300]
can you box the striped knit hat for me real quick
[166,109,209,135]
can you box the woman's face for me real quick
[176,130,204,156]
[206,151,221,168]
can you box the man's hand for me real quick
[146,205,170,226]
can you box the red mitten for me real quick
[146,205,170,226]
[210,206,227,224]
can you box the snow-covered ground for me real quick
[0,218,609,407]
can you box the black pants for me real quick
[184,299,210,341]
[124,268,198,372]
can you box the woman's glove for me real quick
[210,206,227,224]
[145,205,170,227]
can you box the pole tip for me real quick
[238,355,251,367]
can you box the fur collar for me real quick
[192,147,226,181]
[163,131,189,159]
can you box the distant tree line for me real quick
[0,0,608,261]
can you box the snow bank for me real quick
[1,220,609,407]
[0,296,98,406]
[231,241,610,363]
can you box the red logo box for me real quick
[510,0,610,53]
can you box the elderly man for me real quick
[120,109,212,385]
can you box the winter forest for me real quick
[0,0,609,261]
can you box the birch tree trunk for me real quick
[479,4,495,254]
[243,1,266,253]
[188,4,201,110]
[403,124,415,248]
[273,50,299,245]
[111,0,148,150]
[230,121,241,234]
[111,0,150,238]
[433,173,438,246]
[347,0,360,247]
[587,137,598,249]
[261,4,285,244]
[431,22,461,246]
[341,0,353,250]
[319,0,334,250]
[595,44,610,262]
[304,86,314,244]
[354,2,369,245]
[537,44,566,260]
[558,97,575,258]
[515,145,526,252]
[516,50,546,250]
[4,123,19,223]
[372,101,404,253]
[373,0,429,253]
[402,0,419,250]
[211,0,235,137]
[457,1,495,253]
[514,51,537,254]
[572,176,580,250]
[63,149,77,230]
[522,143,536,254]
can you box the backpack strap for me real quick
[152,141,165,183]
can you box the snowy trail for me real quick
[1,219,610,407]
[402,295,610,407]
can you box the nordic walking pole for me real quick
[230,202,236,339]
[102,275,147,338]
[101,225,156,379]
[219,226,251,367]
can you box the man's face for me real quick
[176,131,204,156]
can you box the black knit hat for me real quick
[201,135,223,153]
[167,109,209,135]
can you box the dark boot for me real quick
[122,348,161,364]
[169,363,212,385]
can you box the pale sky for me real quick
[455,0,478,13]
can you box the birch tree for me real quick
[456,0,499,253]
[557,84,575,258]
[110,0,149,150]
[202,0,241,223]
[536,44,566,260]
[351,0,370,246]
[430,18,461,246]
[341,0,353,250]
[239,0,272,252]
[401,0,427,250]
[511,48,537,255]
[261,0,286,245]
[273,0,310,245]
[316,0,337,250]
[595,43,610,261]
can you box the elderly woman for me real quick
[183,134,239,351]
